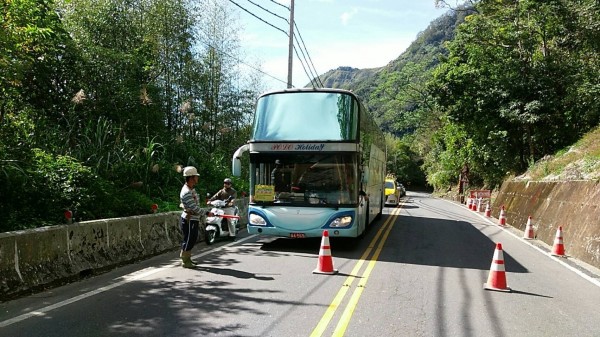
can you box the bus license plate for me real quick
[290,233,305,238]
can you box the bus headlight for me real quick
[330,216,352,228]
[249,213,267,226]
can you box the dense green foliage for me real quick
[319,0,599,191]
[2,0,599,231]
[430,0,600,189]
[0,0,259,232]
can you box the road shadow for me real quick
[197,266,276,281]
[387,214,529,273]
[255,214,528,273]
[398,204,419,209]
[508,289,553,298]
[260,237,322,254]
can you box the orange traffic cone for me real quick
[523,216,534,240]
[313,230,338,274]
[484,203,491,217]
[476,199,482,212]
[550,226,566,257]
[498,205,507,226]
[484,243,511,292]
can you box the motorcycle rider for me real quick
[207,178,237,239]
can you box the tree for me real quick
[429,0,600,188]
[1,0,260,231]
[1,0,88,230]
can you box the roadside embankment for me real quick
[491,181,600,270]
[0,199,249,301]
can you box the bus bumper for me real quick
[247,225,357,238]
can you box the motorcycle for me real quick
[204,195,240,245]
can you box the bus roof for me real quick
[258,87,360,100]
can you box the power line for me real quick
[228,0,287,36]
[230,0,322,88]
[268,0,289,10]
[242,0,321,87]
[246,0,288,22]
[294,23,323,87]
[292,44,319,88]
[197,39,291,87]
[293,32,319,87]
[221,0,292,86]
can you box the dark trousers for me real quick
[180,217,199,251]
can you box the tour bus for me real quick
[232,88,386,238]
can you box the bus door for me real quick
[357,191,367,235]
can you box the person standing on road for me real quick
[207,178,238,239]
[179,166,202,268]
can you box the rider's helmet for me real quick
[223,178,232,184]
[182,166,200,177]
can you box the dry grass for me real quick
[519,126,600,181]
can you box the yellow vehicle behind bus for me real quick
[384,175,403,206]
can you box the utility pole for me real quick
[287,0,295,88]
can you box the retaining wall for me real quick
[0,199,249,301]
[491,181,600,269]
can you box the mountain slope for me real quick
[316,66,380,89]
[309,8,469,133]
[517,125,600,181]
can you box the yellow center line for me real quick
[310,206,401,337]
[332,210,396,336]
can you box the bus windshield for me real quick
[252,91,358,141]
[250,154,358,206]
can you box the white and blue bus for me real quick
[232,88,385,238]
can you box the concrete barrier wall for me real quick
[492,181,600,269]
[0,199,248,301]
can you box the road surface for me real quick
[2,191,599,336]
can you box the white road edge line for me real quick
[0,235,257,328]
[440,198,600,288]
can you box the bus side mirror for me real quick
[232,144,249,177]
[233,158,242,177]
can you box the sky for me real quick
[232,0,447,91]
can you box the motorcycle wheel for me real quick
[206,229,218,245]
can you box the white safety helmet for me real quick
[223,178,232,184]
[183,166,200,177]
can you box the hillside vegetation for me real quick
[519,126,600,181]
[1,0,257,232]
[1,0,598,232]
[315,1,599,192]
